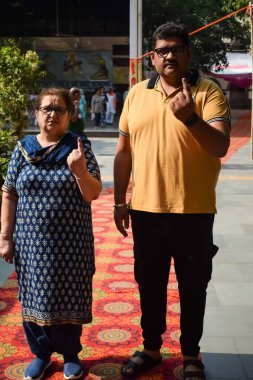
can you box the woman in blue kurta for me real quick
[0,88,102,380]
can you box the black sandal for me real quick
[183,359,206,379]
[121,350,162,377]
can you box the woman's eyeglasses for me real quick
[154,46,185,58]
[37,106,68,116]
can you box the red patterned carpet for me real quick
[0,187,183,380]
[0,111,251,379]
[221,111,251,165]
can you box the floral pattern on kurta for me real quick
[3,133,101,326]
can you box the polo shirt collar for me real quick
[146,69,200,89]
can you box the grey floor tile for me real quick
[202,352,247,379]
[241,224,253,235]
[213,249,253,264]
[212,264,253,282]
[204,306,253,337]
[206,284,220,306]
[213,283,253,306]
[235,336,253,354]
[215,210,249,222]
[219,235,253,249]
[212,234,228,248]
[200,336,238,354]
[240,354,253,379]
[0,262,15,286]
[214,224,246,236]
[216,185,253,195]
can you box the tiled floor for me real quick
[201,139,253,379]
[1,110,253,379]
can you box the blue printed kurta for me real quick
[3,133,101,326]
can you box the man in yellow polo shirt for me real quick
[114,22,231,379]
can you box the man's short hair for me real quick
[152,22,189,49]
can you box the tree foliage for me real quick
[222,0,249,13]
[0,39,45,191]
[143,0,250,72]
[0,39,45,136]
[0,129,17,189]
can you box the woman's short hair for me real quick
[36,88,74,114]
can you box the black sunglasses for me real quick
[154,46,186,58]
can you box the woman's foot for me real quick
[24,357,51,380]
[63,356,83,379]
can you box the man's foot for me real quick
[63,357,83,379]
[183,358,206,380]
[24,357,51,380]
[121,349,162,377]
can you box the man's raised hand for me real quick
[170,78,195,122]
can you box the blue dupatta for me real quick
[17,132,87,165]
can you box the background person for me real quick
[105,88,116,125]
[0,87,102,380]
[91,88,104,128]
[100,87,108,127]
[79,89,87,120]
[68,87,85,136]
[114,22,231,380]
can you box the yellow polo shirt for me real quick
[119,71,231,214]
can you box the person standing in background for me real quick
[106,88,116,125]
[100,87,108,127]
[68,87,85,136]
[91,88,105,128]
[79,89,87,121]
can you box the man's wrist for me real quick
[184,112,200,127]
[114,203,128,208]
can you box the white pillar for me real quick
[130,0,138,60]
[137,0,142,58]
[129,0,142,87]
[250,1,253,159]
[137,0,143,82]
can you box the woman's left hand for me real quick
[67,137,88,177]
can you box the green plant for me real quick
[0,39,45,202]
[0,128,17,190]
[0,39,45,138]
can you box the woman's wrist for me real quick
[74,169,88,180]
[0,233,13,240]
